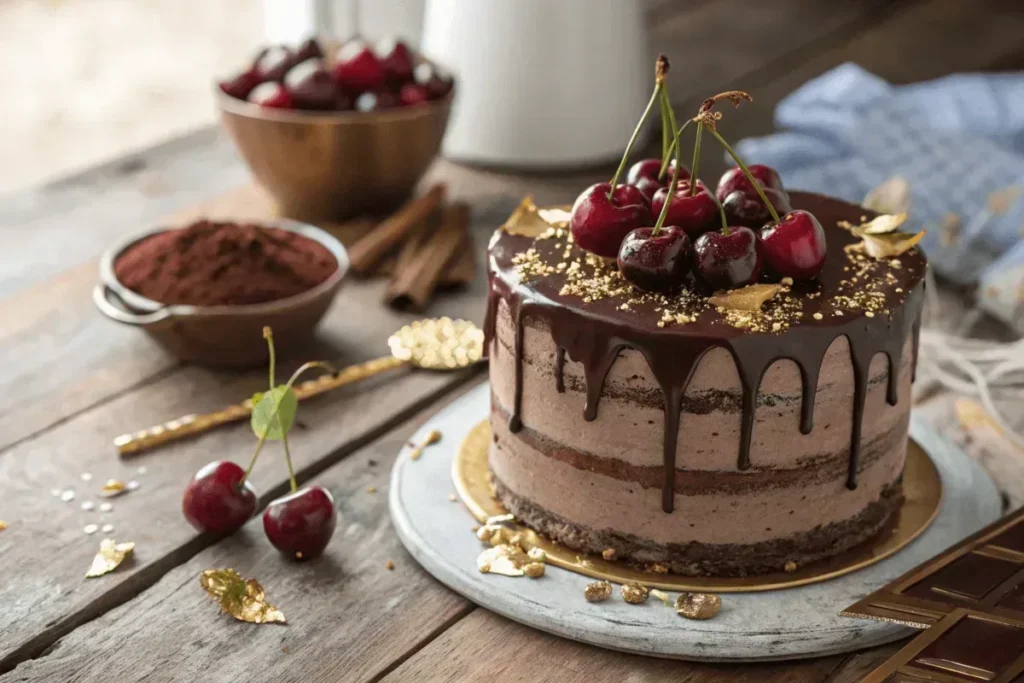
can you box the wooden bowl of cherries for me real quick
[216,37,454,222]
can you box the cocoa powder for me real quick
[114,220,337,306]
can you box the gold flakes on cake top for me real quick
[584,580,613,602]
[675,592,722,620]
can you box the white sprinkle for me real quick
[80,472,93,482]
[60,490,76,502]
[127,480,140,491]
[136,466,148,475]
[865,311,875,318]
[81,501,95,512]
[99,503,113,513]
[51,489,62,497]
[101,524,114,533]
[813,312,824,321]
[83,524,99,535]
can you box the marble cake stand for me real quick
[389,382,1002,661]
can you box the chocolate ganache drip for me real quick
[484,193,926,514]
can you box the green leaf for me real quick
[250,385,298,441]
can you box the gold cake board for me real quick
[452,419,942,593]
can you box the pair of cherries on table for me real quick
[219,36,453,112]
[572,161,827,292]
[182,461,336,560]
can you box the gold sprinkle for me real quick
[409,430,443,461]
[584,580,613,602]
[366,486,377,494]
[199,569,286,624]
[477,545,525,576]
[675,592,722,620]
[385,560,395,570]
[708,283,782,311]
[650,589,672,605]
[865,311,875,318]
[99,479,128,498]
[0,520,6,531]
[784,560,798,573]
[621,582,649,604]
[448,493,457,502]
[601,548,617,561]
[649,563,669,574]
[527,547,546,563]
[85,538,135,578]
[524,562,545,578]
[813,312,823,320]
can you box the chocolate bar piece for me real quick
[843,506,1024,628]
[861,609,1024,682]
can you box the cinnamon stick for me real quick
[385,202,471,311]
[347,184,446,275]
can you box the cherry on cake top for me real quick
[218,37,453,113]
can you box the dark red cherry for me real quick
[182,461,257,534]
[715,164,784,202]
[333,41,384,92]
[377,37,415,82]
[617,226,691,293]
[262,486,337,560]
[399,83,429,107]
[759,210,827,280]
[692,226,762,290]
[664,159,692,183]
[248,82,294,109]
[219,70,261,100]
[355,90,398,112]
[651,179,719,239]
[625,158,664,185]
[413,62,453,100]
[253,45,295,83]
[722,188,792,228]
[295,37,323,63]
[631,176,661,204]
[569,182,651,258]
[284,58,337,110]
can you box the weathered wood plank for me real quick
[0,394,479,683]
[379,609,842,683]
[821,642,903,682]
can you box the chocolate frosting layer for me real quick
[484,192,926,513]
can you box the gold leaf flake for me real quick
[199,569,286,624]
[843,212,908,235]
[621,582,649,604]
[501,196,571,238]
[85,538,135,578]
[859,230,926,259]
[584,580,613,602]
[99,479,128,498]
[863,176,911,215]
[708,284,782,312]
[477,545,525,577]
[537,207,572,228]
[527,547,546,563]
[0,520,6,531]
[675,592,721,620]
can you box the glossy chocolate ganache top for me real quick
[484,192,927,513]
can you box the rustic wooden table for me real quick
[2,2,1024,681]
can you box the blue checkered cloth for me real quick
[733,64,1024,328]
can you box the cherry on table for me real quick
[295,37,323,63]
[284,58,337,110]
[334,40,385,92]
[263,485,337,560]
[182,461,257,534]
[651,179,719,239]
[399,83,429,107]
[715,164,784,202]
[377,37,415,83]
[722,187,792,229]
[219,70,261,100]
[759,210,827,280]
[253,45,295,83]
[248,82,294,109]
[692,226,762,290]
[413,63,453,100]
[617,226,692,293]
[569,182,651,258]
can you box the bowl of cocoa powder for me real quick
[95,218,348,367]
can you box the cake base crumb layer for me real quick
[493,475,903,577]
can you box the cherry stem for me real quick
[652,89,682,236]
[714,191,728,233]
[689,123,703,197]
[707,128,781,224]
[660,95,671,163]
[285,361,337,391]
[282,431,298,493]
[607,84,663,198]
[263,326,276,391]
[659,119,692,179]
[242,432,268,485]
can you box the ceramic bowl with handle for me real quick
[94,218,349,367]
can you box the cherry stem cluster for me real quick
[608,55,670,198]
[652,88,683,236]
[707,128,781,225]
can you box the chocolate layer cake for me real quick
[484,192,926,577]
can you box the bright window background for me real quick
[0,0,262,192]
